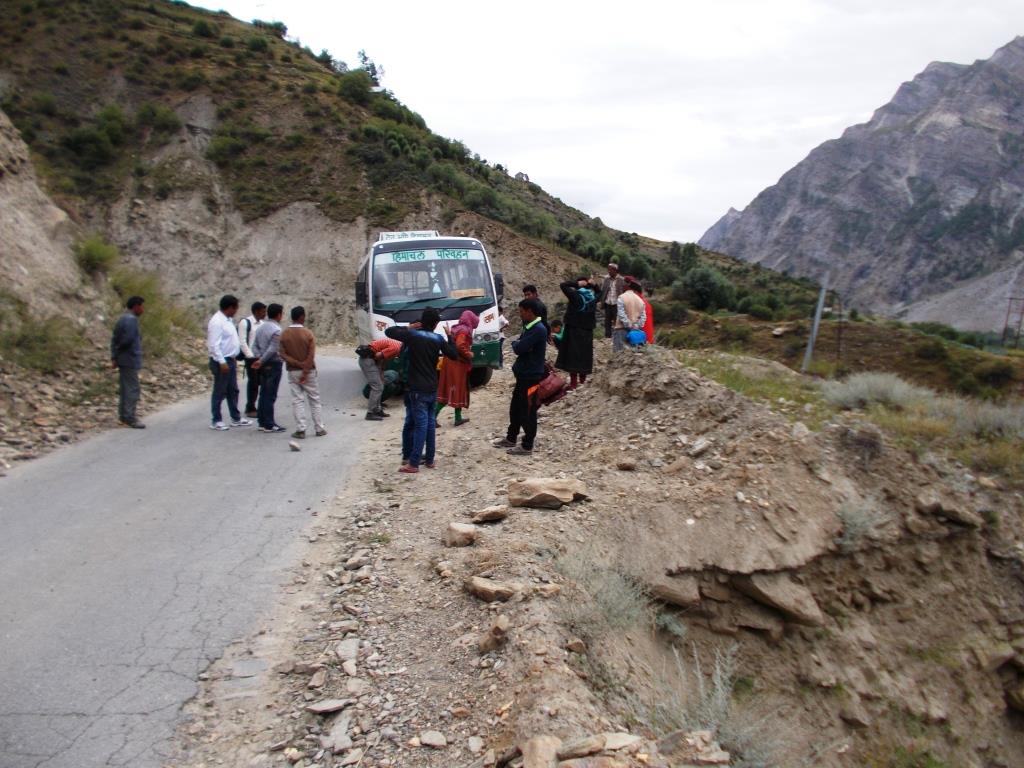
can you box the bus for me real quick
[354,231,504,387]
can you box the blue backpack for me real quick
[627,329,647,347]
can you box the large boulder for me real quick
[648,575,701,608]
[508,478,588,509]
[732,572,825,626]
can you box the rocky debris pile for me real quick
[490,728,731,767]
[0,337,207,471]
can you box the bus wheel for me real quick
[469,366,493,388]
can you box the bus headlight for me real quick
[475,332,499,342]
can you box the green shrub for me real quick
[973,358,1014,387]
[110,267,195,358]
[719,320,752,345]
[682,266,736,311]
[338,69,372,105]
[914,338,949,361]
[74,234,119,275]
[63,126,114,169]
[206,135,246,163]
[746,304,773,320]
[192,20,214,38]
[218,34,234,48]
[650,300,688,324]
[136,103,181,134]
[0,315,81,373]
[247,35,269,53]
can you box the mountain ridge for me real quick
[700,36,1024,330]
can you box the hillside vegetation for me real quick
[0,0,824,323]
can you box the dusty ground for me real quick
[165,342,1024,768]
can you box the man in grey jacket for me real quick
[110,295,146,429]
[251,303,285,433]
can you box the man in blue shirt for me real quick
[110,295,145,429]
[494,298,547,455]
[385,308,459,473]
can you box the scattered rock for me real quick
[478,614,511,653]
[565,637,587,654]
[305,698,353,715]
[508,477,588,509]
[971,638,1016,672]
[657,729,730,765]
[556,734,606,760]
[446,521,479,547]
[420,730,447,748]
[600,732,642,751]
[342,659,357,676]
[522,734,561,767]
[732,572,825,626]
[339,748,363,766]
[648,575,701,608]
[464,576,518,602]
[840,697,872,729]
[616,460,636,471]
[335,638,360,662]
[915,491,983,528]
[288,440,301,452]
[688,438,712,458]
[468,735,485,754]
[472,505,509,523]
[307,668,326,688]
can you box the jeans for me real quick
[256,361,282,428]
[118,366,140,423]
[243,357,261,414]
[612,328,629,352]
[359,357,384,414]
[401,389,436,468]
[209,358,240,423]
[506,376,542,450]
[288,369,325,432]
[603,304,616,338]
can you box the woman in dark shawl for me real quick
[555,277,597,389]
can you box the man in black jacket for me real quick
[385,308,459,473]
[110,295,146,429]
[494,298,547,455]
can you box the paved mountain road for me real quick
[0,358,373,768]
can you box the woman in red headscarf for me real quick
[436,310,478,426]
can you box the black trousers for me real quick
[243,357,260,413]
[603,304,616,338]
[506,376,543,450]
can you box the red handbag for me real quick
[530,363,567,407]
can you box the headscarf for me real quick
[451,310,479,339]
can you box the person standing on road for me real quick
[250,303,285,433]
[278,306,326,439]
[599,263,625,339]
[384,308,459,473]
[613,278,647,352]
[522,285,548,330]
[359,337,402,421]
[555,277,597,389]
[110,295,146,429]
[494,298,547,456]
[436,310,478,427]
[237,302,266,418]
[207,294,250,431]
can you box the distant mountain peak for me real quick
[698,36,1024,331]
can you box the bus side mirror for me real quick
[493,272,504,300]
[355,281,368,308]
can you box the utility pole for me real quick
[802,273,830,374]
[1001,297,1024,349]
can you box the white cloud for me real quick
[192,0,1024,241]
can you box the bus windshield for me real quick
[373,248,494,312]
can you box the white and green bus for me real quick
[355,231,504,387]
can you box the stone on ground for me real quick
[445,521,479,547]
[508,477,588,509]
[419,730,447,748]
[521,734,561,767]
[732,572,825,626]
[464,576,518,602]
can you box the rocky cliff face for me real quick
[700,37,1024,331]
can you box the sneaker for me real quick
[365,413,384,421]
[492,438,516,448]
[375,410,391,418]
[507,446,533,456]
[454,418,470,427]
[398,465,419,474]
[210,421,229,431]
[231,418,253,427]
[292,430,306,439]
[315,428,328,437]
[121,419,146,429]
[258,425,286,433]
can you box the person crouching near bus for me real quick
[385,308,459,473]
[436,310,478,427]
[359,337,403,421]
[493,298,547,456]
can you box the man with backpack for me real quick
[237,302,267,418]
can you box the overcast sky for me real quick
[193,0,1024,242]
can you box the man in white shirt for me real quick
[206,294,251,430]
[237,301,266,418]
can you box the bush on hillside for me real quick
[650,300,688,324]
[914,338,949,361]
[681,266,736,311]
[206,135,246,164]
[973,358,1014,387]
[74,234,119,275]
[338,69,373,105]
[192,20,214,38]
[823,372,934,410]
[136,103,181,135]
[63,126,115,169]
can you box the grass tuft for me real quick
[555,542,650,640]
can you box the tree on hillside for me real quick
[682,266,735,311]
[358,50,385,86]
